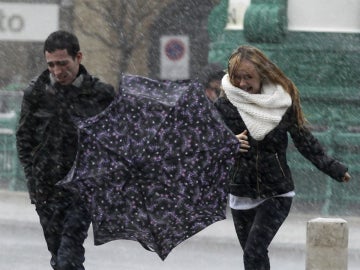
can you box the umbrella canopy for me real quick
[59,74,240,260]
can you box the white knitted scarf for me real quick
[222,74,292,140]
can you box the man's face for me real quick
[45,49,82,85]
[205,80,221,102]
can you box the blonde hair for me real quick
[227,45,306,127]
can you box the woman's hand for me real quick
[342,172,351,183]
[236,130,250,153]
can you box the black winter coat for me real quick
[16,65,116,204]
[214,97,348,199]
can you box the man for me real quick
[200,63,226,103]
[16,30,116,270]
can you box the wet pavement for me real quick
[1,190,360,270]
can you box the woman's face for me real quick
[231,59,262,94]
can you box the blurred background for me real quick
[0,0,359,216]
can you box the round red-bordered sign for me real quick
[164,39,186,61]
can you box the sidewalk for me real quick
[1,189,360,254]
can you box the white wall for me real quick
[288,0,360,33]
[225,0,360,33]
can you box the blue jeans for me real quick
[231,197,293,270]
[36,196,91,270]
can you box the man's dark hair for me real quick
[200,63,226,88]
[43,30,80,59]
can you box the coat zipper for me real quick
[275,152,286,177]
[231,160,240,183]
[256,142,260,196]
[31,144,42,156]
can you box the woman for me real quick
[214,45,351,270]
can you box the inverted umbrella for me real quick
[59,74,240,260]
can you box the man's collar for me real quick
[72,74,84,87]
[49,71,84,88]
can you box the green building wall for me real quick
[208,0,360,215]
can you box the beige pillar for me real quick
[306,217,348,270]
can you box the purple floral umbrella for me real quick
[59,74,240,260]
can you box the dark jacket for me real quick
[16,65,116,204]
[214,97,348,199]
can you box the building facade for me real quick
[208,0,360,215]
[0,0,220,89]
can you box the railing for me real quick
[288,88,360,215]
[0,91,25,191]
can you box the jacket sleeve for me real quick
[15,83,39,203]
[288,110,348,182]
